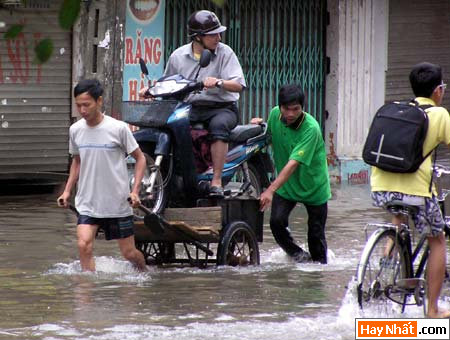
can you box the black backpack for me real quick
[362,100,432,173]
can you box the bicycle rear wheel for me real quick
[357,228,411,311]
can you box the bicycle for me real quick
[355,164,450,315]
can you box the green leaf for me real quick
[4,24,24,39]
[210,0,226,7]
[34,38,54,64]
[59,0,81,30]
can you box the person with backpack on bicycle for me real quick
[139,10,246,198]
[370,62,450,318]
[251,84,331,264]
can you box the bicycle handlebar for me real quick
[433,164,450,178]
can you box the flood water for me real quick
[1,183,450,340]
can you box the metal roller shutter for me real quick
[386,0,450,109]
[0,0,71,178]
[164,0,327,126]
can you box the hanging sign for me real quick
[123,0,165,101]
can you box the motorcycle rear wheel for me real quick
[225,163,262,198]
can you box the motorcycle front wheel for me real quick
[128,153,168,216]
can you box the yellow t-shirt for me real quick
[370,97,450,197]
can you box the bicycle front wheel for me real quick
[356,228,410,311]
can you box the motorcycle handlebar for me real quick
[188,81,204,92]
[147,80,204,99]
[171,81,204,98]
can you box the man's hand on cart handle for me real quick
[57,198,79,216]
[57,193,70,208]
[128,193,141,208]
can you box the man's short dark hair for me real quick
[74,79,104,100]
[278,84,305,107]
[409,62,442,98]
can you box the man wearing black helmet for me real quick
[141,10,246,197]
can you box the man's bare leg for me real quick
[77,224,98,271]
[210,139,228,188]
[117,236,148,272]
[426,232,449,318]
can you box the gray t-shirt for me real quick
[163,42,246,103]
[69,115,138,218]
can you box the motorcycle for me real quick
[122,50,273,215]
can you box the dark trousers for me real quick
[270,193,328,264]
[190,102,239,141]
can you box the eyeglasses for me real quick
[439,83,447,90]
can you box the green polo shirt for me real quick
[268,106,331,205]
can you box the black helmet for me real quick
[187,10,227,37]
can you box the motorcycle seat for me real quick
[229,124,263,143]
[191,122,206,130]
[191,123,263,143]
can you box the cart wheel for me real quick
[217,221,260,266]
[136,241,175,265]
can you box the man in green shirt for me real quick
[252,84,331,263]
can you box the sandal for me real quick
[209,186,224,198]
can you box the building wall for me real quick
[72,0,125,120]
[325,0,388,184]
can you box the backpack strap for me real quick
[419,104,433,110]
[418,102,434,163]
[412,99,435,193]
[429,149,437,193]
[420,103,436,193]
[422,101,435,164]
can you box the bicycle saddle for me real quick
[385,200,419,216]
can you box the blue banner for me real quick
[123,0,165,101]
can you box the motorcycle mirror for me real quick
[199,50,212,68]
[139,58,149,76]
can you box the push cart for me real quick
[133,197,263,267]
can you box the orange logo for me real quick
[357,320,417,338]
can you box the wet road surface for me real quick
[0,183,449,340]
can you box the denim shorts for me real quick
[371,191,445,237]
[77,215,134,240]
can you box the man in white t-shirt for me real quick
[58,79,147,272]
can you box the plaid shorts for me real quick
[77,215,134,240]
[371,191,445,237]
